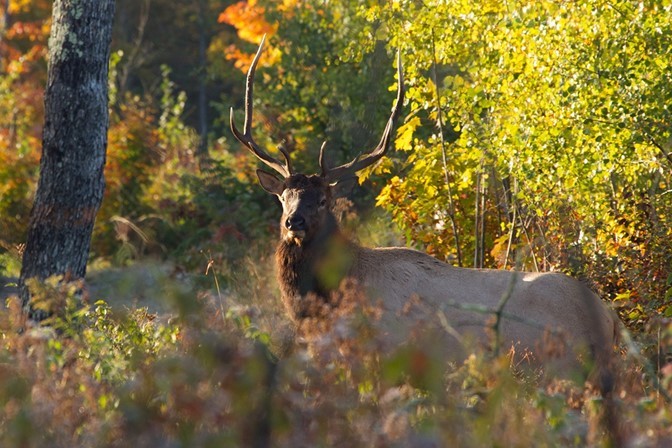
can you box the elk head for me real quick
[230,36,405,246]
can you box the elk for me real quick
[230,37,618,378]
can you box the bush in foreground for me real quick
[0,277,671,447]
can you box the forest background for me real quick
[1,0,672,446]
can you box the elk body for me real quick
[230,38,618,377]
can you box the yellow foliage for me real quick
[277,0,302,13]
[395,116,420,150]
[8,0,45,13]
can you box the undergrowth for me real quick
[0,274,671,447]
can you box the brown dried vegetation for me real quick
[0,272,671,447]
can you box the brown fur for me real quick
[268,173,618,378]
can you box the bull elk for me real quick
[230,37,618,378]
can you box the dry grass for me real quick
[0,269,670,447]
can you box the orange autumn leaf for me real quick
[218,0,276,44]
[218,0,278,71]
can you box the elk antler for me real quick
[230,35,293,178]
[320,50,405,183]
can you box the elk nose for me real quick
[285,215,306,231]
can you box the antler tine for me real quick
[277,143,293,174]
[230,35,293,178]
[323,50,405,183]
[318,141,328,177]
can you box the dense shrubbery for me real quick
[94,59,280,269]
[1,278,671,447]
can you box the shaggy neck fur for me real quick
[275,211,355,321]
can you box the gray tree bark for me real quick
[20,0,116,308]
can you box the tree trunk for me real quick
[20,0,116,308]
[2,0,9,28]
[196,0,208,157]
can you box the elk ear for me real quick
[330,176,358,198]
[256,169,285,196]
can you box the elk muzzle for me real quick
[284,214,307,242]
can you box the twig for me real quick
[504,203,517,269]
[644,131,672,168]
[492,272,518,356]
[434,294,563,335]
[620,325,672,404]
[203,251,226,323]
[479,171,486,267]
[431,28,463,267]
[516,204,540,272]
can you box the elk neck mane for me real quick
[275,201,357,321]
